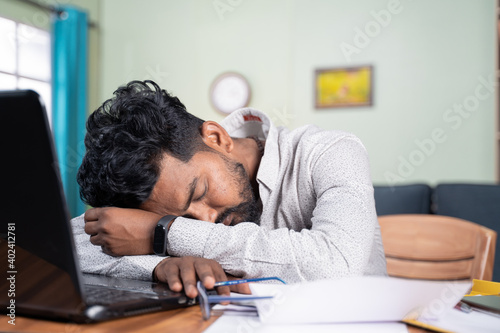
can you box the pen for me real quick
[214,277,287,288]
[454,301,472,313]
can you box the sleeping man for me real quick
[72,80,387,298]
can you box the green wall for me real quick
[100,0,497,186]
[3,0,497,186]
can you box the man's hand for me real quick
[84,207,161,256]
[154,257,251,298]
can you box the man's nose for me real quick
[189,204,218,223]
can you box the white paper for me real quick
[203,314,409,333]
[211,303,259,317]
[249,276,471,325]
[416,307,500,333]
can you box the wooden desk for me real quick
[0,306,430,333]
[0,306,216,333]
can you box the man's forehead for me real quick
[142,154,196,213]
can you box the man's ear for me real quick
[200,121,234,153]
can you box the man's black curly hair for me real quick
[77,80,206,208]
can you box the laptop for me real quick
[0,90,195,323]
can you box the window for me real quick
[0,16,52,126]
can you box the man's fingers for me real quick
[101,246,112,256]
[230,283,252,295]
[194,260,216,288]
[179,259,199,298]
[215,285,231,297]
[154,257,231,298]
[84,221,99,235]
[159,258,183,293]
[211,263,227,285]
[84,207,101,222]
[88,234,101,246]
[211,264,231,296]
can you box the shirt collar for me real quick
[220,107,271,140]
[220,107,280,196]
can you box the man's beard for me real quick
[215,158,261,226]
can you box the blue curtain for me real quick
[52,7,88,218]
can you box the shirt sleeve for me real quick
[166,135,386,283]
[71,214,166,281]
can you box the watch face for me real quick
[210,72,251,114]
[153,224,167,255]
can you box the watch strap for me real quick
[153,215,176,256]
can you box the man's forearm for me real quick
[166,215,375,283]
[71,214,165,280]
[83,207,161,256]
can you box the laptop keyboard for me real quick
[84,284,159,305]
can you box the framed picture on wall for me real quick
[314,65,373,109]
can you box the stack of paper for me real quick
[206,277,500,333]
[249,276,470,324]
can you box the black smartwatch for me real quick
[153,215,177,256]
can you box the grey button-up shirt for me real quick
[71,108,387,282]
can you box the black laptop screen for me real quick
[0,90,85,319]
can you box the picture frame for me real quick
[314,65,373,109]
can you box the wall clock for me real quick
[209,72,251,114]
